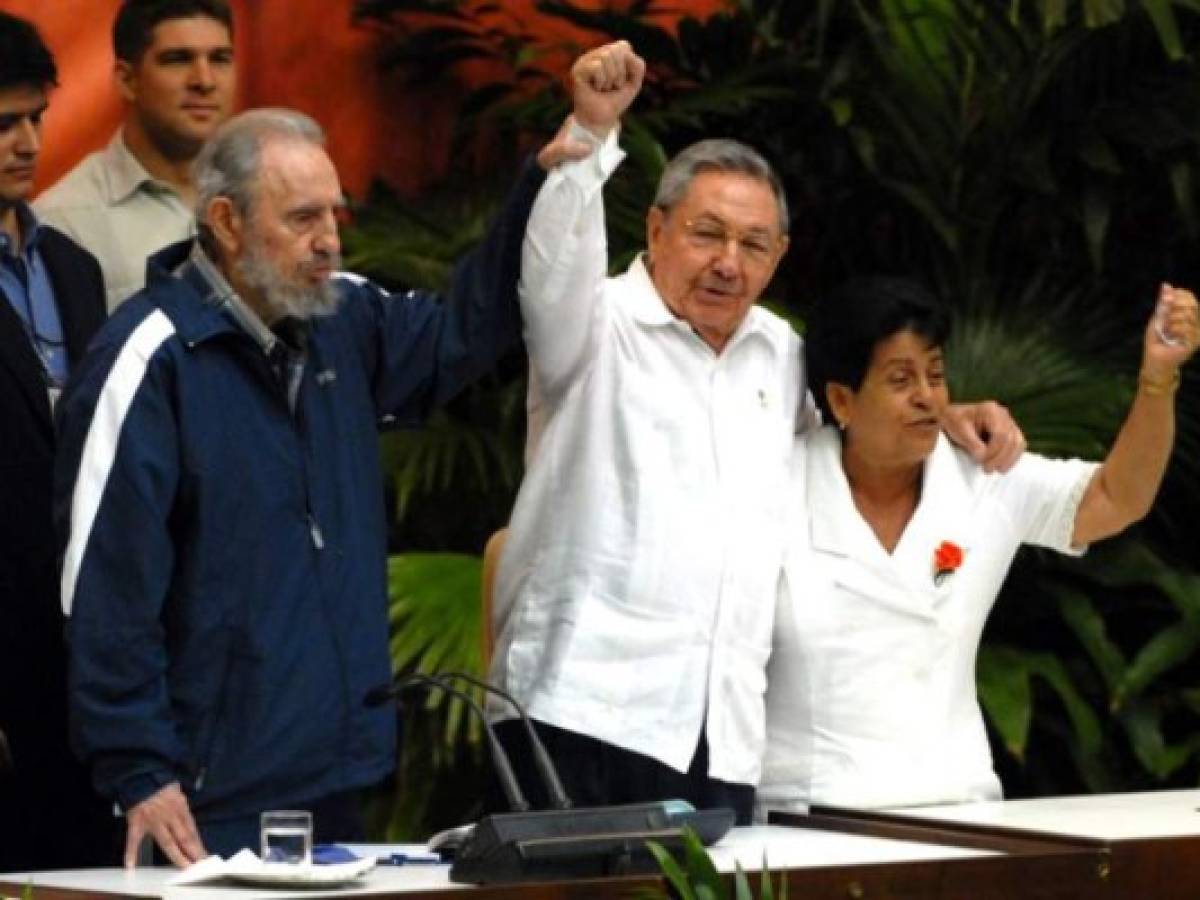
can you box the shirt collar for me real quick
[0,202,44,259]
[806,426,974,570]
[101,129,178,206]
[624,255,676,327]
[182,243,279,356]
[801,426,948,619]
[625,253,778,355]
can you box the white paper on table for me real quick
[168,849,376,886]
[169,851,245,886]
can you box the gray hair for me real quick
[653,139,789,235]
[193,107,325,254]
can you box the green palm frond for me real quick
[343,181,499,293]
[983,536,1200,792]
[978,643,1103,767]
[635,827,788,900]
[369,551,494,840]
[947,283,1134,459]
[387,553,488,753]
[379,387,524,522]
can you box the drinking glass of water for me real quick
[260,810,312,865]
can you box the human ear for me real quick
[114,60,137,103]
[826,382,855,430]
[206,197,244,259]
[646,206,666,259]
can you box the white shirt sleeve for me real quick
[992,453,1099,554]
[519,123,624,395]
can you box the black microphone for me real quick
[435,670,572,811]
[363,683,399,707]
[365,673,531,813]
[365,671,735,884]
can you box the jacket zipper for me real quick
[258,343,326,553]
[193,636,239,793]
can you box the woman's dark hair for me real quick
[804,276,951,424]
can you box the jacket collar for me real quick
[144,240,249,347]
[806,426,877,556]
[145,240,324,361]
[805,426,976,617]
[182,243,280,356]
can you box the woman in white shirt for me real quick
[758,277,1198,813]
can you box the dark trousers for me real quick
[489,719,754,825]
[169,789,367,861]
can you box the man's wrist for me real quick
[558,122,625,194]
[572,113,618,140]
[115,769,180,812]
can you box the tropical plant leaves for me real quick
[638,829,787,900]
[978,643,1103,763]
[387,552,487,751]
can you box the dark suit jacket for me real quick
[0,226,116,869]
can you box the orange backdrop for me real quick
[8,0,721,200]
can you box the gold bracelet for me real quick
[1138,368,1181,396]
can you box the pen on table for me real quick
[378,853,445,865]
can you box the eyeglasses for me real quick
[682,217,780,266]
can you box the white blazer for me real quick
[758,427,1097,812]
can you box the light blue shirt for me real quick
[0,203,67,388]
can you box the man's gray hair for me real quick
[653,139,789,235]
[193,107,325,253]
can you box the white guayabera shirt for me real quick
[757,428,1096,815]
[489,125,806,785]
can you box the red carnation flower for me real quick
[933,540,964,585]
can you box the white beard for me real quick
[236,240,342,321]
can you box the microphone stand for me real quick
[392,673,531,813]
[435,670,571,811]
[366,672,735,884]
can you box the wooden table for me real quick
[0,823,1108,900]
[789,788,1200,900]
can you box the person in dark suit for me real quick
[0,11,118,871]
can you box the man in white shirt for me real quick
[488,42,1026,823]
[35,0,236,311]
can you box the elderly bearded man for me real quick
[53,78,617,865]
[488,45,1026,824]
